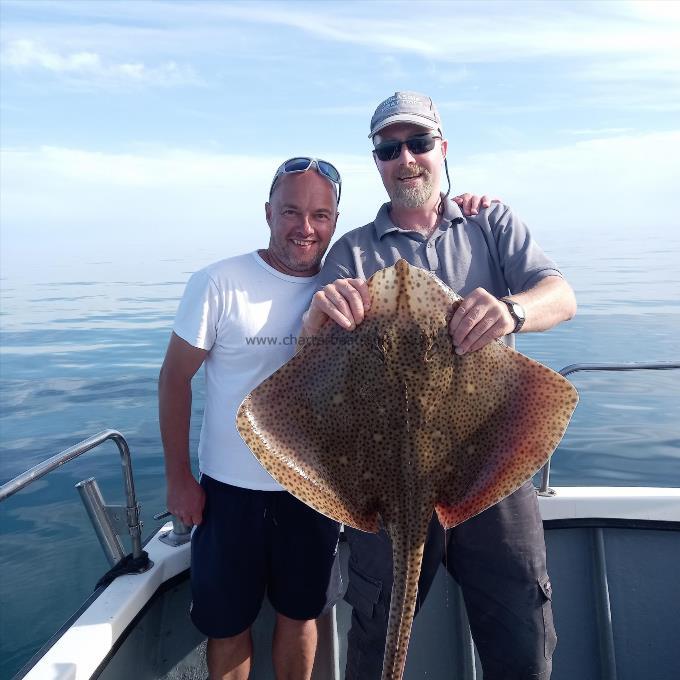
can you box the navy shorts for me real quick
[190,475,343,639]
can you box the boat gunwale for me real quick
[15,522,191,679]
[15,495,680,678]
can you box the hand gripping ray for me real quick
[237,259,578,680]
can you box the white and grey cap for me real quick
[369,91,443,138]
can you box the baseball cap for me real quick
[369,91,443,138]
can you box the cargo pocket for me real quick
[539,575,557,660]
[344,563,383,620]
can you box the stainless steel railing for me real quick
[537,361,680,495]
[0,429,145,563]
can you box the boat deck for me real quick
[38,487,676,680]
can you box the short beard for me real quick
[390,167,434,208]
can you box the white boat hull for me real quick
[21,486,680,680]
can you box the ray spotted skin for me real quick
[237,259,578,680]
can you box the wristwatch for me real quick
[499,297,526,333]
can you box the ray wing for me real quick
[430,342,578,528]
[237,316,401,532]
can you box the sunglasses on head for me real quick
[373,133,441,162]
[269,157,342,204]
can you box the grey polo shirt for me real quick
[318,195,563,348]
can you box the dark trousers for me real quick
[344,481,556,680]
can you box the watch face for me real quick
[512,302,525,321]
[502,298,525,332]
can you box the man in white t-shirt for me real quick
[159,155,493,679]
[159,158,344,680]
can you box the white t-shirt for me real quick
[173,251,318,490]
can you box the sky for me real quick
[1,0,680,274]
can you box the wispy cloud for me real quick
[196,1,680,64]
[0,144,382,266]
[5,1,680,64]
[457,130,680,232]
[1,1,679,225]
[562,128,634,137]
[3,131,679,258]
[1,39,201,89]
[0,147,277,198]
[3,1,679,106]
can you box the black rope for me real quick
[436,157,452,216]
[95,550,151,589]
[443,156,452,198]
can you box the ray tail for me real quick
[381,509,431,680]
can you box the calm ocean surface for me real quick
[1,224,679,677]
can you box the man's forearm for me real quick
[158,368,194,483]
[513,276,577,333]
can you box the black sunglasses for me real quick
[269,157,342,204]
[373,133,441,162]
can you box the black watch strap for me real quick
[500,297,526,333]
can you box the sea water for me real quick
[1,225,679,677]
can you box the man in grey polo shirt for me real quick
[302,92,577,679]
